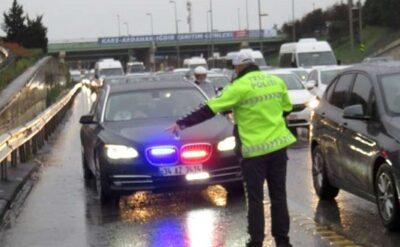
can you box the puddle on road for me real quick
[119,185,228,223]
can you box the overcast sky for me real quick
[0,0,344,42]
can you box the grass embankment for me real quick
[265,26,400,66]
[0,43,43,90]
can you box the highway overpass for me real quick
[48,30,287,68]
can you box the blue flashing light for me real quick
[146,146,178,166]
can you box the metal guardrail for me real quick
[0,83,82,180]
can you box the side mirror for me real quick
[337,59,342,65]
[80,115,97,124]
[306,81,316,90]
[343,104,370,120]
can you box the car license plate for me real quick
[159,165,203,177]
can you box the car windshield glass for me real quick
[292,70,308,81]
[380,73,400,114]
[297,52,337,67]
[273,74,305,90]
[99,68,124,77]
[208,76,230,88]
[321,69,342,85]
[105,88,206,121]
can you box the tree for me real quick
[2,0,26,44]
[23,15,48,52]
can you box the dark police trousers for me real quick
[241,148,290,246]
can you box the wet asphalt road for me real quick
[1,89,400,247]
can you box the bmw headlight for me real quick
[217,136,236,152]
[307,97,320,110]
[104,144,139,160]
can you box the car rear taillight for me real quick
[180,143,212,165]
[146,146,178,166]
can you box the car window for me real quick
[321,69,342,85]
[279,53,293,67]
[329,74,354,109]
[349,74,373,115]
[308,70,317,84]
[324,78,336,101]
[95,90,106,121]
[380,73,400,115]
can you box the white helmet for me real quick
[194,66,207,75]
[232,50,255,66]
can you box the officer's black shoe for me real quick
[245,240,263,247]
[275,237,292,247]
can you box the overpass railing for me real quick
[0,83,81,180]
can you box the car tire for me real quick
[226,182,245,197]
[375,164,400,231]
[312,146,339,200]
[94,158,116,205]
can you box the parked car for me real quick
[80,80,242,204]
[310,62,400,230]
[306,65,350,98]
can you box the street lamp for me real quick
[146,13,154,36]
[117,14,121,36]
[237,8,241,30]
[169,0,181,67]
[209,0,215,67]
[123,22,130,36]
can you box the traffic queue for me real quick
[76,37,400,246]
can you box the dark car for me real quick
[80,81,242,204]
[310,62,400,230]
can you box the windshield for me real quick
[105,88,206,121]
[380,73,400,115]
[292,70,308,81]
[208,76,230,88]
[297,52,337,67]
[254,58,267,67]
[321,69,342,85]
[99,68,124,77]
[273,74,305,90]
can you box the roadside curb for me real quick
[0,160,40,225]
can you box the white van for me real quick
[95,59,124,79]
[183,57,208,70]
[279,38,337,68]
[226,48,267,68]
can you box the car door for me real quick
[84,90,106,171]
[320,73,355,182]
[340,73,378,193]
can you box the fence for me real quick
[0,83,81,180]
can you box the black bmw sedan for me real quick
[310,62,400,230]
[80,81,242,204]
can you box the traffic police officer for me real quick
[167,51,295,247]
[193,66,215,97]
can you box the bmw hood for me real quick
[101,115,233,145]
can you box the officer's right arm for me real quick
[280,78,293,113]
[207,82,245,113]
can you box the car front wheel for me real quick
[375,164,400,230]
[312,146,339,200]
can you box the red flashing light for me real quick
[181,143,212,164]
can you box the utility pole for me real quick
[348,0,354,50]
[117,14,121,36]
[292,0,296,41]
[246,0,250,31]
[257,0,263,53]
[170,0,181,67]
[187,1,193,33]
[210,0,215,66]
